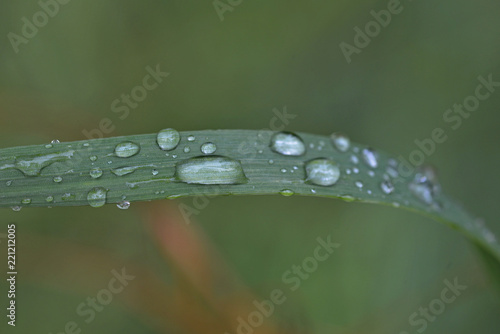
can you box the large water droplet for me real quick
[305,159,340,186]
[87,187,108,208]
[13,151,75,176]
[201,142,217,154]
[90,167,103,179]
[361,148,378,168]
[270,132,306,156]
[330,133,350,152]
[157,128,180,151]
[115,142,140,158]
[175,156,248,185]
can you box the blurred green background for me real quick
[1,0,500,333]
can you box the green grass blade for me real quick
[0,129,499,269]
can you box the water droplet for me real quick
[350,155,359,164]
[268,159,274,165]
[90,167,103,179]
[51,139,60,144]
[187,135,196,142]
[201,142,217,154]
[353,167,359,174]
[89,155,98,162]
[280,189,294,196]
[152,169,159,176]
[117,201,131,210]
[386,165,399,179]
[157,128,180,151]
[62,193,75,201]
[346,169,351,175]
[311,189,317,194]
[21,198,31,204]
[330,133,350,152]
[115,142,140,158]
[380,180,394,194]
[175,156,248,185]
[83,143,90,147]
[11,206,22,212]
[280,168,287,173]
[362,148,378,168]
[45,144,53,149]
[270,132,306,156]
[305,159,341,186]
[111,166,139,176]
[355,181,363,189]
[87,187,108,208]
[409,165,441,207]
[367,190,372,195]
[6,180,12,187]
[392,202,401,208]
[45,196,54,203]
[172,154,178,159]
[183,146,191,153]
[13,151,75,176]
[53,176,63,183]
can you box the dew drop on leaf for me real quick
[305,158,340,186]
[270,132,306,156]
[157,128,180,151]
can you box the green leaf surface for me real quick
[1,129,499,274]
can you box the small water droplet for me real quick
[175,156,248,185]
[115,142,140,158]
[117,201,131,210]
[305,159,341,186]
[280,189,294,196]
[83,143,90,147]
[311,189,317,194]
[62,193,75,201]
[201,142,217,154]
[355,181,363,189]
[183,146,191,153]
[392,202,401,208]
[268,159,274,165]
[367,190,372,195]
[46,196,54,203]
[280,168,287,173]
[89,155,98,162]
[51,139,60,144]
[87,187,108,208]
[152,169,159,176]
[380,180,394,194]
[346,169,351,175]
[11,206,22,212]
[90,167,103,179]
[409,165,441,208]
[111,166,139,176]
[350,155,359,164]
[386,165,399,179]
[157,128,180,151]
[45,144,53,149]
[330,133,350,152]
[367,170,375,177]
[21,198,31,204]
[270,132,306,156]
[353,167,359,174]
[53,176,63,183]
[362,148,378,168]
[187,135,196,142]
[172,154,177,159]
[6,180,12,186]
